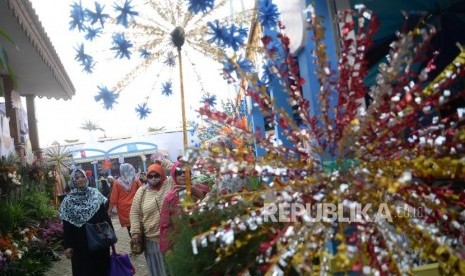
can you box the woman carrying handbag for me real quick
[60,168,115,276]
[130,163,174,276]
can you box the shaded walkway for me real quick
[47,216,149,275]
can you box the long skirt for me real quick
[144,240,166,276]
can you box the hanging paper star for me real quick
[236,56,253,73]
[260,61,276,84]
[207,21,248,50]
[139,49,150,59]
[111,33,133,59]
[84,27,102,41]
[114,0,139,28]
[226,24,248,51]
[223,56,253,78]
[207,20,228,47]
[82,58,95,73]
[189,121,199,135]
[85,2,109,28]
[74,43,95,73]
[200,93,217,108]
[257,0,280,29]
[161,80,173,96]
[187,0,216,15]
[94,86,119,110]
[164,52,176,67]
[69,2,86,31]
[74,43,89,64]
[135,102,152,119]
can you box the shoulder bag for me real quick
[86,221,117,251]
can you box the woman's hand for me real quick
[174,185,186,192]
[131,233,140,244]
[64,248,73,259]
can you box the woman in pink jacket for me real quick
[159,161,210,253]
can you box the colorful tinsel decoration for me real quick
[164,3,465,276]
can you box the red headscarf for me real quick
[170,161,181,186]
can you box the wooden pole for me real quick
[3,76,25,164]
[26,95,42,163]
[177,47,191,199]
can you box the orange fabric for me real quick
[147,164,166,183]
[109,179,142,227]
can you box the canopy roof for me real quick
[0,0,75,99]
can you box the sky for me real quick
[28,0,247,148]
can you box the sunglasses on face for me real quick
[175,169,187,176]
[147,174,161,179]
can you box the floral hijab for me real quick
[60,168,107,227]
[118,163,136,192]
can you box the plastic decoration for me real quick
[135,102,152,119]
[94,86,119,110]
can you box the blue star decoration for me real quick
[139,49,151,59]
[95,86,119,110]
[164,52,176,67]
[206,20,228,46]
[189,121,199,135]
[200,93,217,108]
[85,2,109,28]
[226,24,248,51]
[258,0,280,29]
[222,56,254,79]
[161,81,173,96]
[187,0,216,15]
[111,33,133,59]
[261,61,277,85]
[207,20,248,51]
[69,2,86,32]
[135,103,152,119]
[114,0,139,28]
[84,27,102,41]
[74,43,95,73]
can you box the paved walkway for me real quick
[47,216,149,275]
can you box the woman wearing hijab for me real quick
[60,168,113,276]
[159,161,210,253]
[109,163,143,237]
[130,163,174,276]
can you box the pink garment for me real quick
[159,162,209,252]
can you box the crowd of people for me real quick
[58,150,234,276]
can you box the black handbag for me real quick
[86,221,118,251]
